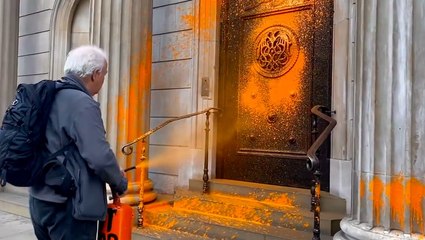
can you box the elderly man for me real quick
[29,45,128,240]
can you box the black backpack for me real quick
[0,80,81,188]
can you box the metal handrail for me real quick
[121,107,221,155]
[306,105,337,172]
[120,107,220,227]
[306,105,337,240]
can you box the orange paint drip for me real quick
[364,176,425,233]
[114,31,152,181]
[116,94,128,160]
[199,3,213,42]
[409,178,424,228]
[134,34,152,182]
[386,176,409,229]
[369,176,384,226]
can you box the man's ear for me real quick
[92,71,99,81]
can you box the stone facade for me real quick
[0,0,19,119]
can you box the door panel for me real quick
[217,0,333,189]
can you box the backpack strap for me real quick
[48,141,75,162]
[42,141,75,175]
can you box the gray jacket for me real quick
[30,74,127,221]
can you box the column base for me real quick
[335,217,424,240]
[120,179,157,205]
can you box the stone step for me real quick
[189,179,346,214]
[174,188,344,235]
[132,225,214,240]
[144,205,333,240]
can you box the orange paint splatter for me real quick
[268,77,300,106]
[240,77,267,114]
[175,196,273,225]
[386,176,409,229]
[113,32,152,182]
[180,14,194,28]
[263,192,295,208]
[267,50,305,108]
[369,176,384,226]
[180,1,214,42]
[409,178,424,228]
[363,176,425,233]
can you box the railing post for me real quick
[312,170,321,240]
[202,111,211,194]
[137,139,146,228]
[307,105,337,240]
[311,111,320,240]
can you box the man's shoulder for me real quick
[55,88,96,107]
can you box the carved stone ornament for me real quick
[254,25,299,78]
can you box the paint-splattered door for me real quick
[217,0,333,189]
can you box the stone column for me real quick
[0,0,19,119]
[335,0,425,239]
[91,0,155,203]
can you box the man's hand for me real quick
[115,177,128,196]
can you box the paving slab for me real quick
[0,210,36,240]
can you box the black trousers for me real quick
[29,196,98,240]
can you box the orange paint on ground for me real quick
[369,176,384,226]
[409,178,424,228]
[263,193,295,208]
[171,191,308,229]
[175,196,272,225]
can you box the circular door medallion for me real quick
[254,25,299,78]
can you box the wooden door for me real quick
[217,0,333,190]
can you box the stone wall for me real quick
[17,0,55,84]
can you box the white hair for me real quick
[63,45,108,78]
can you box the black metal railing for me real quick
[306,105,337,240]
[121,107,220,227]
